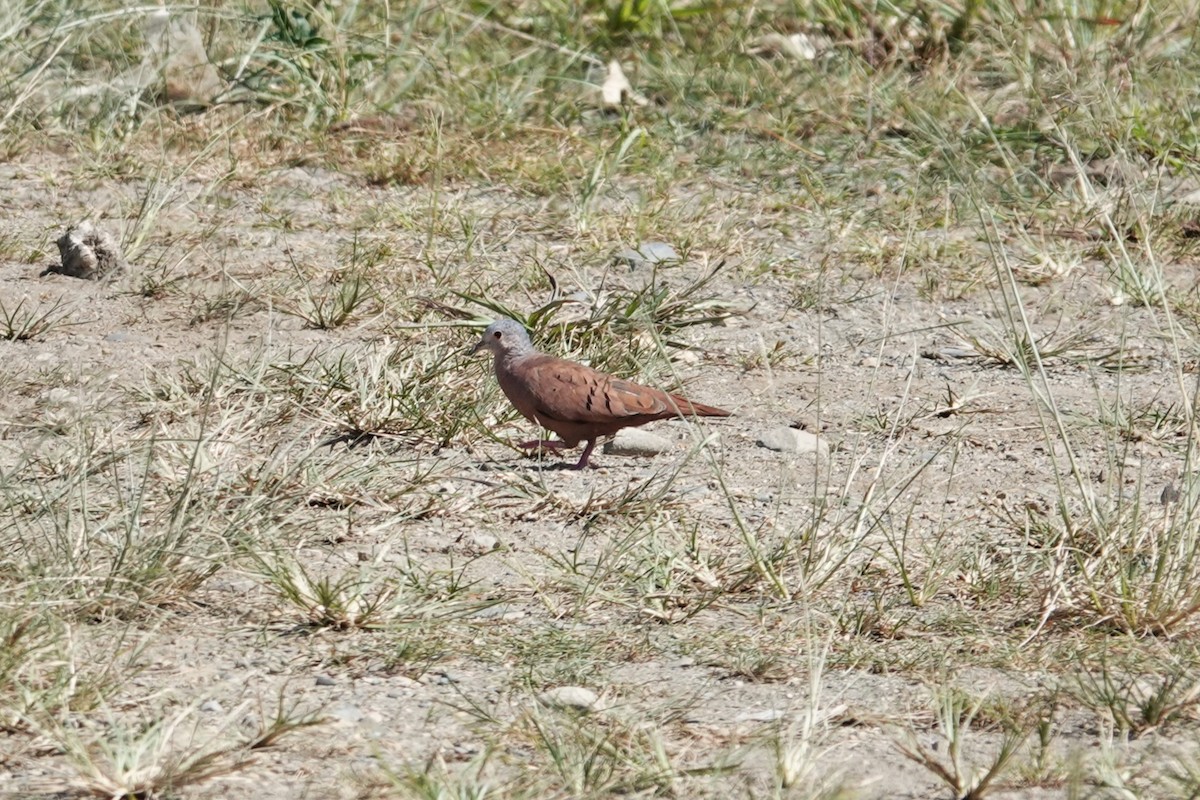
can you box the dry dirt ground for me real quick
[2,130,1200,799]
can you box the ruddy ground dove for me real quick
[472,318,731,469]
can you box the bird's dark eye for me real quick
[493,331,502,339]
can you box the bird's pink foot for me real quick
[570,439,598,470]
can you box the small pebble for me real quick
[199,699,223,713]
[315,675,336,686]
[470,532,499,551]
[674,349,701,366]
[755,32,817,61]
[613,241,680,269]
[421,671,455,685]
[45,388,78,407]
[537,686,603,712]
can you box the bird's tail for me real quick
[670,396,732,417]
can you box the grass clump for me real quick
[0,296,76,341]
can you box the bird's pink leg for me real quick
[570,439,598,470]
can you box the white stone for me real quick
[614,241,680,269]
[756,32,817,61]
[537,686,603,712]
[603,428,671,457]
[470,532,499,551]
[757,426,828,457]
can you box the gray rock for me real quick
[614,241,680,269]
[537,686,603,712]
[602,428,671,457]
[199,699,223,713]
[49,222,127,280]
[315,674,336,686]
[757,426,829,457]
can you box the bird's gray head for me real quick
[471,318,535,358]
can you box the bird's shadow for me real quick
[478,456,591,473]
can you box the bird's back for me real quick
[496,351,729,444]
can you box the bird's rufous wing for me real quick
[519,357,676,425]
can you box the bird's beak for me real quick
[469,340,485,356]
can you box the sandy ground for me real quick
[2,146,1198,799]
